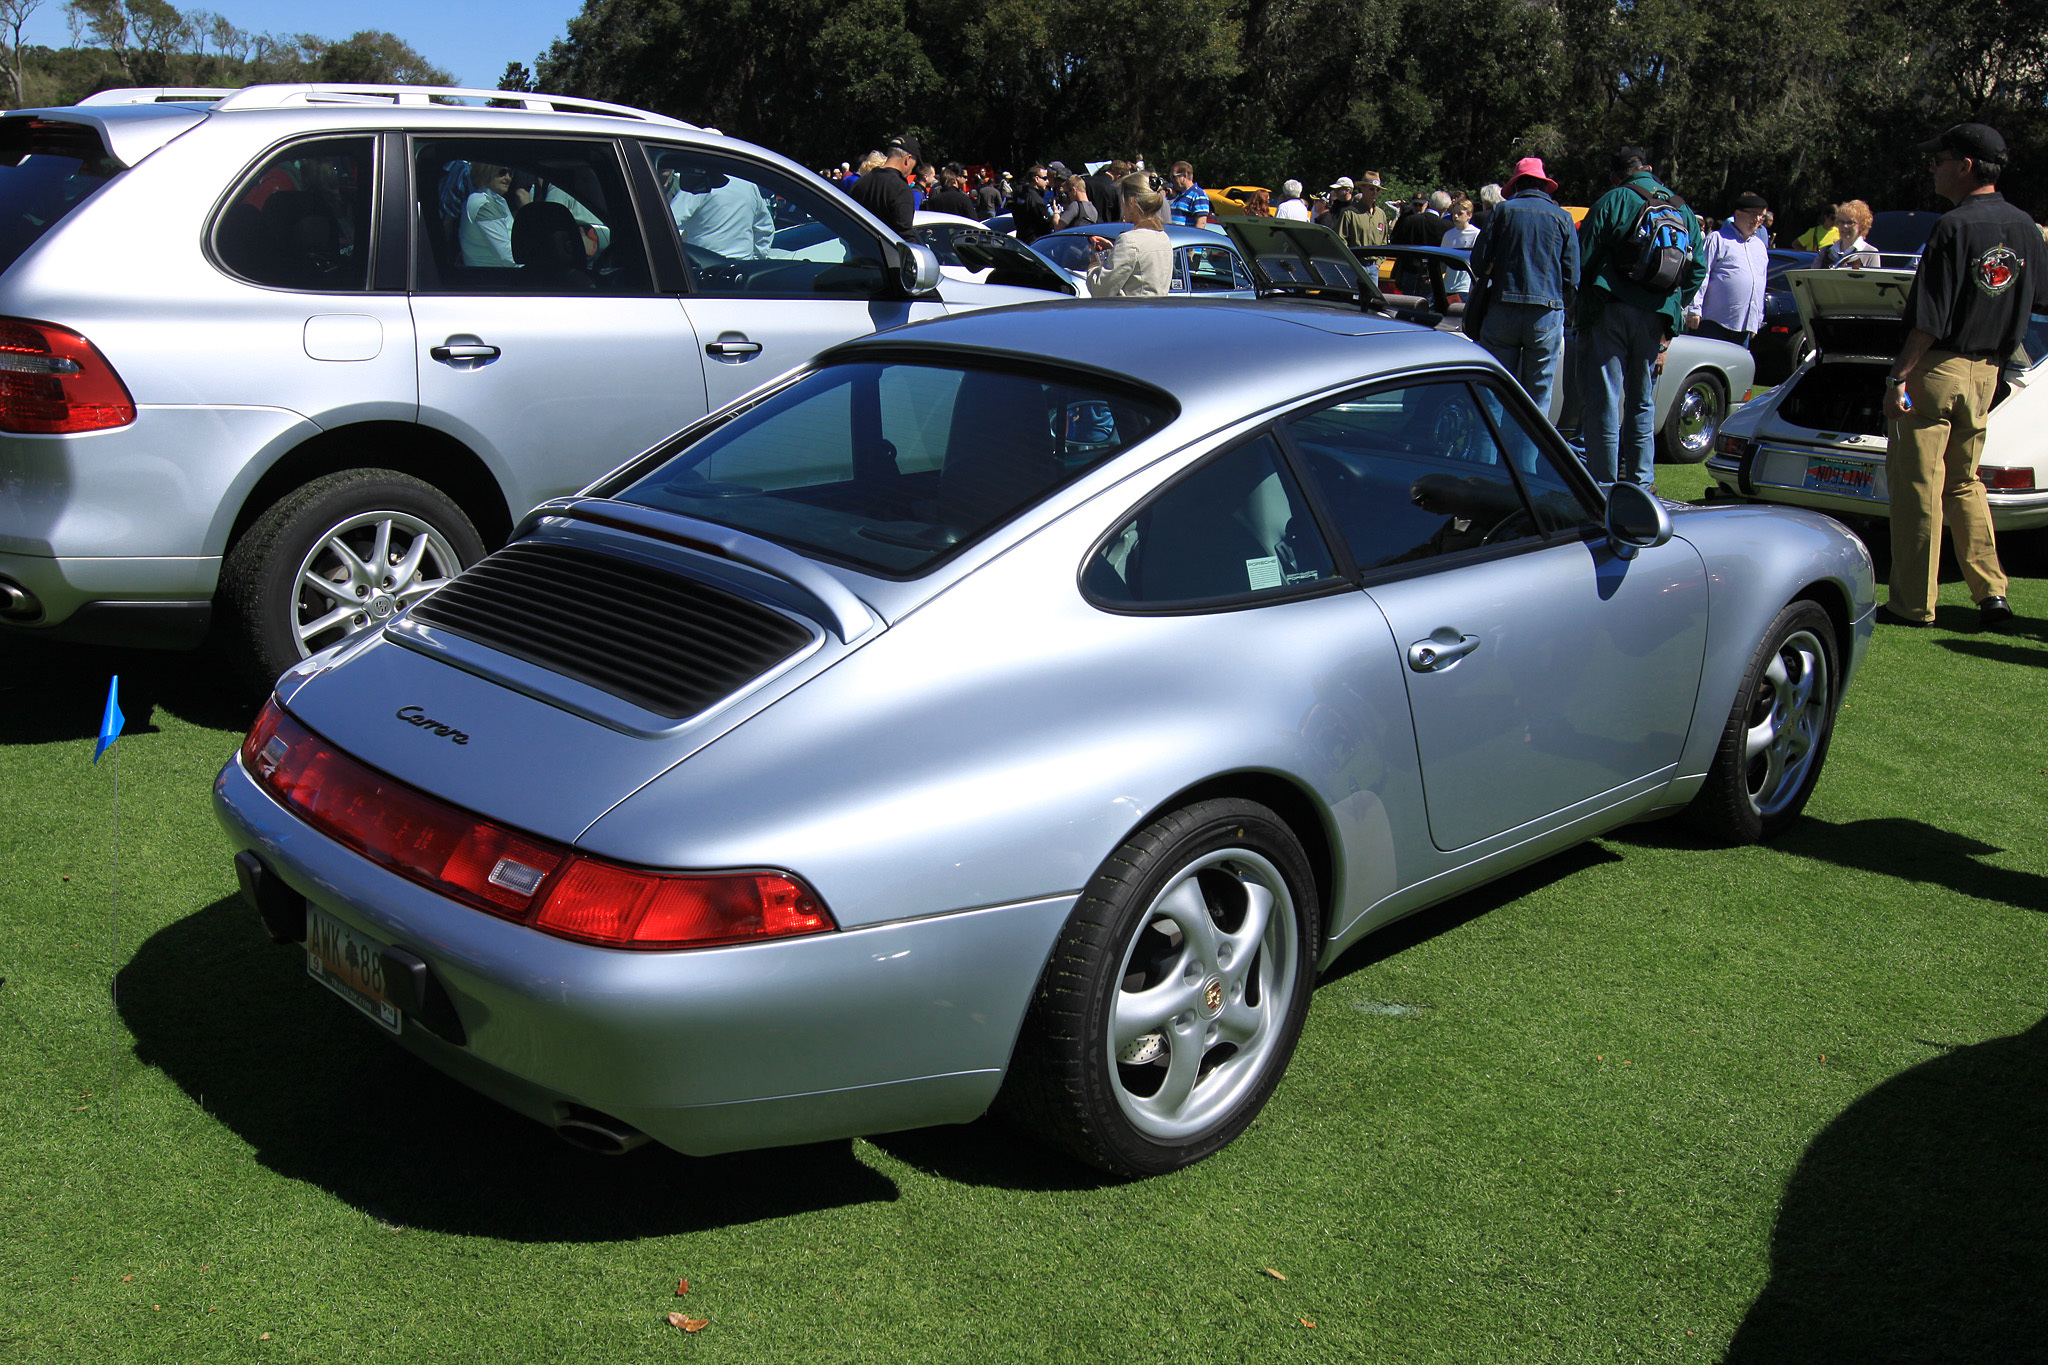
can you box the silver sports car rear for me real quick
[216,294,1875,1176]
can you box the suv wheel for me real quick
[221,469,484,690]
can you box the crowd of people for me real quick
[823,125,2046,630]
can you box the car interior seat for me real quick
[937,375,1062,529]
[511,200,594,291]
[258,190,344,288]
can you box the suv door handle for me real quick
[705,339,763,357]
[1407,630,1481,672]
[430,343,500,362]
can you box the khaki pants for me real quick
[1886,351,2006,622]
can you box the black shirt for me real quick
[1393,209,1448,247]
[1086,172,1122,226]
[1904,191,2048,357]
[849,166,914,235]
[1007,191,1055,244]
[924,187,978,219]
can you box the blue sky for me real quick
[21,0,587,89]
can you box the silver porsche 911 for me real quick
[216,223,1875,1177]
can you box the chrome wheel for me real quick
[1663,371,1726,463]
[290,510,463,659]
[1742,627,1830,819]
[1107,847,1301,1143]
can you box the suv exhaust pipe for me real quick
[0,579,41,621]
[553,1105,651,1156]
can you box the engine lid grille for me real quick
[406,541,818,720]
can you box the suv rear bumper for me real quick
[0,549,219,643]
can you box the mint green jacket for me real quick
[1575,172,1706,333]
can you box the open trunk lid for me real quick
[1788,267,1913,358]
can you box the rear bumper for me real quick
[0,549,218,640]
[212,753,1073,1157]
[1706,448,2048,531]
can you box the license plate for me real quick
[1801,455,1881,498]
[306,906,401,1034]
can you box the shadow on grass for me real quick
[1317,840,1625,989]
[1612,815,2047,915]
[866,1117,1120,1192]
[0,636,256,745]
[119,895,897,1239]
[1723,1013,2048,1364]
[1938,632,2048,667]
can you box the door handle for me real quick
[705,340,763,357]
[1407,630,1481,673]
[430,343,500,362]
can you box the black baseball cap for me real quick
[884,133,922,160]
[1915,123,2006,163]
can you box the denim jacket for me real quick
[1468,188,1580,310]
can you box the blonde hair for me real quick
[469,162,509,192]
[1120,173,1165,227]
[1834,199,1873,236]
[1450,196,1473,216]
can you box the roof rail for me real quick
[208,83,697,128]
[77,87,239,105]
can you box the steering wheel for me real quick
[1481,508,1538,545]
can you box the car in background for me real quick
[1206,185,1269,217]
[0,83,1067,686]
[1752,248,1818,386]
[1710,267,2048,530]
[908,209,995,283]
[1031,221,1257,297]
[217,221,1873,1178]
[1866,209,1941,264]
[1362,244,1757,464]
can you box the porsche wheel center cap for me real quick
[367,594,396,620]
[1201,977,1225,1016]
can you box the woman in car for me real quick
[1818,200,1880,268]
[1085,174,1173,297]
[460,162,527,267]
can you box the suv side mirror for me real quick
[1604,481,1673,560]
[901,242,942,296]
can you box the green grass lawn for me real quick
[4,467,2044,1363]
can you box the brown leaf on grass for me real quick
[1300,1317,1317,1328]
[260,1332,271,1340]
[122,1275,133,1282]
[675,1277,690,1296]
[1260,1267,1288,1281]
[667,1311,709,1332]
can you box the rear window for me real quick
[0,119,123,276]
[609,359,1175,576]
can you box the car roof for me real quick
[1042,222,1237,248]
[913,210,984,228]
[825,298,1488,418]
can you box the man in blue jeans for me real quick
[1574,146,1705,486]
[1467,156,1579,419]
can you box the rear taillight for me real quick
[1980,465,2037,492]
[1716,433,1755,459]
[0,318,136,434]
[239,698,833,949]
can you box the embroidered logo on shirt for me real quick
[1974,246,2020,296]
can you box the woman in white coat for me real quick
[1085,175,1174,297]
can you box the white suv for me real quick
[0,84,1070,683]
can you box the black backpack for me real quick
[1615,183,1694,293]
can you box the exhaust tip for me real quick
[0,579,41,622]
[553,1104,651,1156]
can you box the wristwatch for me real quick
[1885,374,1908,386]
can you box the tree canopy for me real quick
[532,0,2048,217]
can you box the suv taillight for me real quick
[0,318,136,434]
[240,699,835,950]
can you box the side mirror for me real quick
[1604,481,1673,560]
[901,242,942,295]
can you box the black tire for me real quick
[1657,369,1727,464]
[998,798,1320,1177]
[219,469,483,692]
[1682,599,1839,845]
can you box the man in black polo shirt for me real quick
[1880,123,2048,628]
[849,133,918,236]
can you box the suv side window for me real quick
[412,138,651,295]
[1286,380,1543,570]
[214,137,373,291]
[1085,433,1339,607]
[641,147,888,298]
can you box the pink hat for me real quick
[1505,156,1557,193]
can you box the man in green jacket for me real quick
[1574,146,1706,486]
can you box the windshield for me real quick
[1032,235,1097,272]
[0,119,123,276]
[611,359,1175,576]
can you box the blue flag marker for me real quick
[94,675,124,764]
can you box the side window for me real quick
[214,137,372,291]
[1286,380,1542,570]
[1186,245,1242,293]
[1474,385,1599,534]
[1086,434,1338,606]
[643,148,888,298]
[412,138,651,296]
